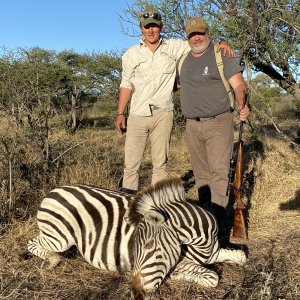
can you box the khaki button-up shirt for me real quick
[120,37,190,116]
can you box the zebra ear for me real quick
[144,210,165,225]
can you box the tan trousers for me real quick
[186,112,234,208]
[122,107,173,191]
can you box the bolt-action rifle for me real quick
[227,89,250,244]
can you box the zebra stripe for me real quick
[131,221,181,297]
[127,178,246,297]
[28,178,246,299]
[29,185,134,272]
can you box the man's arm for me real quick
[228,73,250,121]
[115,87,132,133]
[217,41,235,58]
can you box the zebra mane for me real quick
[127,177,186,225]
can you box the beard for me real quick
[190,39,210,54]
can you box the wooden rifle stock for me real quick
[230,90,250,244]
[231,132,248,243]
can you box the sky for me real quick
[0,0,141,54]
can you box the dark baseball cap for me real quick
[140,10,162,26]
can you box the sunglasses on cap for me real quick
[140,12,161,21]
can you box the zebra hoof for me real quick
[40,253,62,269]
[47,253,62,269]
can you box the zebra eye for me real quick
[144,239,154,249]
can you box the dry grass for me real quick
[0,123,300,299]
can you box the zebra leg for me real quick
[214,248,247,265]
[170,258,219,287]
[28,235,63,269]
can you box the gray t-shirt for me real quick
[180,42,242,119]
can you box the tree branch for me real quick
[51,141,85,164]
[251,105,299,151]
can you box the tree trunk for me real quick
[70,93,77,133]
[291,84,300,102]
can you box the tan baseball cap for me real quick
[140,10,162,27]
[185,17,208,36]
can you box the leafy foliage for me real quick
[121,0,300,102]
[0,47,121,216]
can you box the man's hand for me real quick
[239,105,250,122]
[116,87,131,133]
[217,41,235,58]
[115,114,127,134]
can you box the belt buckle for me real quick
[195,116,213,121]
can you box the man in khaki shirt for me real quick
[115,9,233,194]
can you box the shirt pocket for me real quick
[133,57,149,79]
[157,52,176,75]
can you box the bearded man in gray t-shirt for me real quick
[178,17,250,243]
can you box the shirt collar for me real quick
[139,36,165,48]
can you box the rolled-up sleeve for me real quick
[120,51,134,90]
